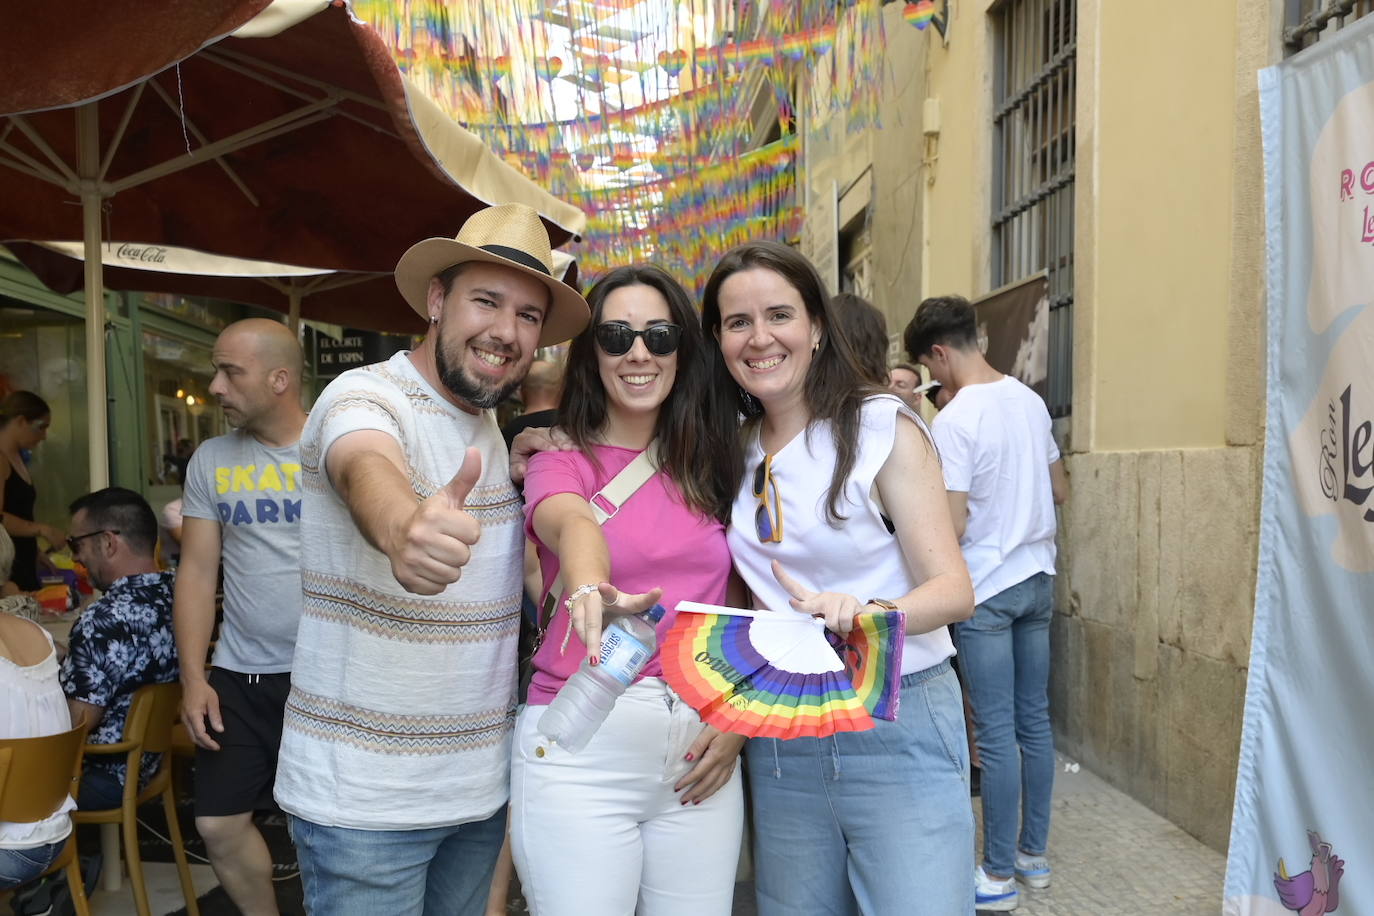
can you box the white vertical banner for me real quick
[1225,17,1374,916]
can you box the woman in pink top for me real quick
[512,265,745,916]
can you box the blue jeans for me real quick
[956,571,1055,878]
[78,765,126,810]
[0,839,66,890]
[289,807,506,916]
[746,660,974,916]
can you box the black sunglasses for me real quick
[594,321,682,357]
[67,529,119,552]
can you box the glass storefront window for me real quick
[135,291,231,333]
[0,302,90,530]
[141,329,223,489]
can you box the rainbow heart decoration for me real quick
[534,56,563,81]
[657,48,688,78]
[904,0,936,29]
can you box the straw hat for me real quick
[395,203,589,347]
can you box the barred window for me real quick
[992,0,1076,418]
[1285,0,1374,52]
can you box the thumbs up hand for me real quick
[387,447,484,595]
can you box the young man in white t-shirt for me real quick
[905,295,1069,912]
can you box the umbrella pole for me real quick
[77,102,110,490]
[287,286,301,336]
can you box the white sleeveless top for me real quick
[727,394,956,676]
[0,620,76,848]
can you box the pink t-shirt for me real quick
[523,445,731,706]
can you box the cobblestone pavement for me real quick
[968,755,1226,914]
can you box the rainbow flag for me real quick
[661,603,905,740]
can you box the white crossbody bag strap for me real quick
[588,440,661,523]
[539,441,662,625]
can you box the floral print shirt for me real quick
[59,571,179,788]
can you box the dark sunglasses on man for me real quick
[594,321,682,356]
[67,529,119,553]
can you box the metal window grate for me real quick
[992,0,1076,418]
[1285,0,1374,51]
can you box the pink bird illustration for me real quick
[1274,830,1344,915]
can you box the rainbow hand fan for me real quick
[661,601,905,740]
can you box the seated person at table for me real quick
[0,532,75,890]
[0,527,41,620]
[58,488,179,808]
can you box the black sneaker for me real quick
[9,873,56,916]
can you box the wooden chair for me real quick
[72,682,199,916]
[0,718,91,916]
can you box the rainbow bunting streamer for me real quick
[660,602,904,740]
[350,0,907,300]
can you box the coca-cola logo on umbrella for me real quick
[114,243,169,264]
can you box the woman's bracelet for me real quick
[560,583,601,655]
[564,583,599,612]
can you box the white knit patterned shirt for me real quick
[274,352,522,830]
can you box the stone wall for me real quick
[1051,446,1260,851]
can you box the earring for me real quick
[430,315,439,325]
[812,340,820,353]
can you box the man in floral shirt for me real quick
[59,487,178,808]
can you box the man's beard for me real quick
[434,334,524,410]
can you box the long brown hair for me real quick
[559,265,736,522]
[701,242,885,523]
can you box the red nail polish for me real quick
[589,655,598,667]
[685,752,695,762]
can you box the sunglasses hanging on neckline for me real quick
[752,454,783,543]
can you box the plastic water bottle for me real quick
[536,604,666,753]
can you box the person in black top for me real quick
[500,359,563,449]
[0,391,63,591]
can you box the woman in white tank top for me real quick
[700,241,979,915]
[0,610,76,890]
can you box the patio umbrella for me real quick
[3,241,579,334]
[0,0,585,487]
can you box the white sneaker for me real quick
[1015,852,1052,889]
[975,865,1020,911]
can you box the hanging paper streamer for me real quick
[349,0,901,298]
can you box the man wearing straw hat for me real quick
[274,204,588,914]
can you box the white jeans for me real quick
[511,678,744,916]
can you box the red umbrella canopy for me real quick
[0,1,273,115]
[0,0,584,488]
[0,0,584,273]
